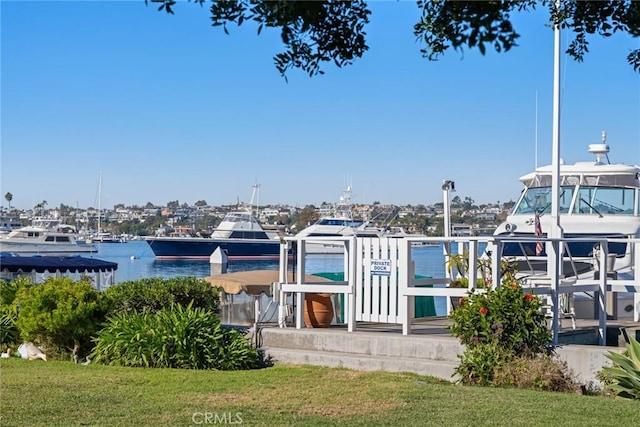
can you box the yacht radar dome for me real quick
[587,131,610,164]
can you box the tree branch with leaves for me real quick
[147,0,639,76]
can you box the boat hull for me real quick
[144,237,282,260]
[0,241,97,256]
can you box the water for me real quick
[91,241,274,282]
[93,241,451,283]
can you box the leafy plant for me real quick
[448,280,552,385]
[0,312,19,348]
[102,276,220,316]
[14,277,104,358]
[600,336,640,399]
[446,251,518,289]
[0,277,32,347]
[91,303,259,370]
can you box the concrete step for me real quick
[263,347,459,381]
[258,327,464,364]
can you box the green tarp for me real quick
[312,272,436,320]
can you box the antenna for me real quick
[588,131,610,164]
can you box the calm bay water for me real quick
[93,241,450,284]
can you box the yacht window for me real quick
[45,236,55,242]
[56,236,71,242]
[513,187,573,214]
[317,219,363,227]
[573,187,635,215]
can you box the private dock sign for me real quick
[370,259,391,276]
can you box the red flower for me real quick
[509,282,517,289]
[479,307,488,316]
[524,294,535,301]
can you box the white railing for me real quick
[274,234,640,345]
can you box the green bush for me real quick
[0,277,32,347]
[102,276,219,315]
[448,281,553,385]
[14,277,104,358]
[600,336,640,399]
[91,304,259,370]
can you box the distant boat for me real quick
[0,217,97,256]
[89,232,125,243]
[144,211,283,260]
[0,218,23,236]
[144,184,285,260]
[295,186,426,254]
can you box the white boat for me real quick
[0,220,98,256]
[89,232,125,243]
[295,186,425,254]
[144,184,285,260]
[489,135,639,317]
[0,219,23,236]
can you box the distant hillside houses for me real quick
[3,197,508,237]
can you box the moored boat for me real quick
[144,211,284,260]
[488,135,639,318]
[295,186,426,254]
[491,136,639,271]
[0,220,97,256]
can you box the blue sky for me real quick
[2,1,639,211]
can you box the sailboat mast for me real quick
[249,181,260,230]
[98,171,102,235]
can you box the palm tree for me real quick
[34,200,47,215]
[4,192,13,211]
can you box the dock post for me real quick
[210,247,228,275]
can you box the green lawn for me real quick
[0,358,636,426]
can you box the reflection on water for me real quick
[94,241,456,284]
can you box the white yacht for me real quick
[492,135,639,272]
[0,220,98,256]
[489,134,639,317]
[144,184,285,260]
[0,219,23,236]
[295,186,423,254]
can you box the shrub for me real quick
[91,304,259,370]
[102,276,219,316]
[493,354,579,392]
[455,341,512,386]
[448,281,553,385]
[14,277,104,358]
[0,277,32,347]
[599,336,640,399]
[449,282,551,356]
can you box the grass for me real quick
[1,358,637,426]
